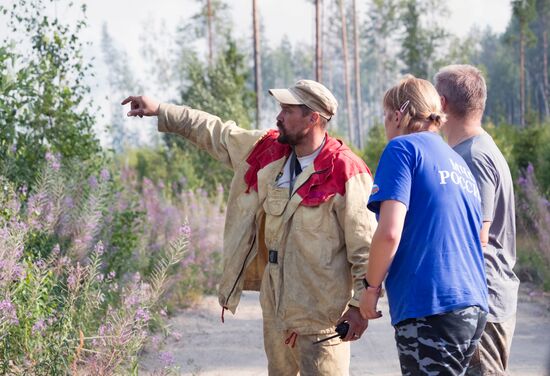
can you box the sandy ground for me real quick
[140,286,550,375]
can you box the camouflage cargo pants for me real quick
[394,306,487,376]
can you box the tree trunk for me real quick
[252,0,262,129]
[352,0,363,149]
[316,0,323,82]
[338,0,354,145]
[543,25,549,119]
[520,27,526,127]
[207,0,213,66]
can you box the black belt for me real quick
[268,250,278,264]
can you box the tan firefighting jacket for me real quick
[158,103,377,335]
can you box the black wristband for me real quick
[362,277,370,289]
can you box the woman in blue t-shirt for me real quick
[359,76,488,375]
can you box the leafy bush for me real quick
[0,160,188,373]
[515,164,550,290]
[361,124,387,174]
[113,161,226,310]
[0,0,103,191]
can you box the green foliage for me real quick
[162,38,254,195]
[516,246,550,291]
[102,208,144,279]
[0,161,188,373]
[0,0,102,190]
[485,122,550,194]
[361,124,387,174]
[398,0,448,78]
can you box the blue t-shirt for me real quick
[368,132,488,325]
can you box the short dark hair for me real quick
[299,104,313,117]
[298,104,328,128]
[434,65,487,118]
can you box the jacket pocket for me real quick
[262,185,289,249]
[296,205,325,231]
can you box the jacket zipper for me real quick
[224,232,257,308]
[224,167,329,308]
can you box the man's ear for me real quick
[310,111,320,126]
[440,95,447,112]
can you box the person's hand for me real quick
[337,306,368,342]
[359,287,383,320]
[121,96,160,117]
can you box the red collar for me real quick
[244,130,370,205]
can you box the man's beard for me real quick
[277,120,295,145]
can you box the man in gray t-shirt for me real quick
[436,65,519,376]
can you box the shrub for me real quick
[515,164,550,290]
[361,124,387,174]
[0,155,192,373]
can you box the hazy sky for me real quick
[78,0,512,90]
[0,0,513,144]
[80,0,512,47]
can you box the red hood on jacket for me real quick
[244,129,371,206]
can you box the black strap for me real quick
[289,148,302,198]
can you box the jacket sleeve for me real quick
[336,171,378,307]
[158,103,267,170]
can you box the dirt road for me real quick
[141,287,550,375]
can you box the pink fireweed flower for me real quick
[135,307,150,322]
[67,263,83,291]
[159,351,175,367]
[45,152,61,171]
[171,331,182,341]
[93,241,105,256]
[87,176,98,189]
[0,299,19,325]
[100,168,111,182]
[179,224,191,237]
[32,319,47,334]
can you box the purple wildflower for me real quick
[93,241,105,256]
[0,299,19,325]
[135,308,150,322]
[32,319,47,334]
[179,224,192,237]
[67,274,78,290]
[87,176,98,189]
[63,196,74,209]
[100,168,111,182]
[159,351,175,367]
[45,152,61,171]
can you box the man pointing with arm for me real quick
[122,79,377,375]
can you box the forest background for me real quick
[0,0,549,373]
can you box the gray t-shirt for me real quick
[453,132,519,322]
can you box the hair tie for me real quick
[428,113,440,122]
[399,100,410,113]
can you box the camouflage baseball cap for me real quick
[269,79,338,120]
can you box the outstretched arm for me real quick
[121,96,265,170]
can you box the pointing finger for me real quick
[121,96,135,105]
